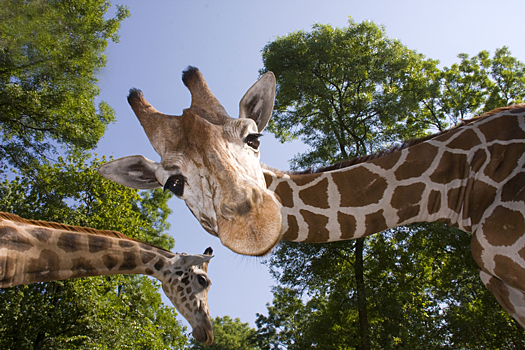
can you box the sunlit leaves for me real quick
[0,0,130,173]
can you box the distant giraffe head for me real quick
[99,67,282,256]
[162,247,214,344]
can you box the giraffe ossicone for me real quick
[99,66,525,328]
[0,212,214,345]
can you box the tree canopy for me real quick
[0,0,129,173]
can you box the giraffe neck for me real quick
[263,105,525,243]
[0,213,177,287]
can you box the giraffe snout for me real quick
[220,187,262,218]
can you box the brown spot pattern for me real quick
[282,215,299,241]
[391,183,426,209]
[275,182,294,208]
[370,151,401,170]
[71,257,97,278]
[300,210,330,242]
[290,173,323,186]
[263,173,273,188]
[470,234,485,270]
[0,257,15,286]
[447,187,463,215]
[103,253,118,271]
[139,242,153,251]
[0,226,33,252]
[27,250,60,283]
[434,127,463,142]
[478,115,525,142]
[502,172,525,202]
[332,167,388,207]
[470,149,487,173]
[427,190,442,215]
[429,152,468,184]
[364,210,388,236]
[57,232,82,253]
[466,180,498,226]
[482,206,525,247]
[484,143,525,183]
[299,177,329,209]
[395,143,438,180]
[338,212,357,240]
[88,235,112,253]
[119,240,134,248]
[140,251,156,264]
[493,255,525,292]
[519,245,525,262]
[397,205,421,223]
[119,252,138,271]
[391,182,425,223]
[485,275,515,314]
[154,258,165,271]
[446,129,481,150]
[30,228,51,243]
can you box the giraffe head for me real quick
[162,247,214,345]
[99,67,282,256]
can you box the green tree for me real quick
[418,46,525,130]
[258,18,525,349]
[189,315,259,350]
[0,155,187,349]
[260,18,438,350]
[0,0,129,173]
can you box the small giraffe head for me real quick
[99,67,282,256]
[162,247,214,345]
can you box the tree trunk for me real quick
[355,237,371,350]
[33,333,45,350]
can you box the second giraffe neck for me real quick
[0,214,177,287]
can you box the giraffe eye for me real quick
[245,133,262,150]
[164,175,185,197]
[197,274,208,288]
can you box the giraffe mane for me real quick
[0,211,171,252]
[288,104,525,175]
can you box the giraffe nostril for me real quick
[251,187,262,206]
[220,203,236,217]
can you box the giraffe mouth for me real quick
[192,323,214,345]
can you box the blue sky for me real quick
[95,0,525,330]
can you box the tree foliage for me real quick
[0,0,129,173]
[257,18,525,349]
[261,18,439,169]
[189,315,260,350]
[418,46,525,130]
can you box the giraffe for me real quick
[98,67,525,328]
[0,212,214,344]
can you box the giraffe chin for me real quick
[216,195,282,256]
[193,324,214,345]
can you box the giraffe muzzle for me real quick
[219,187,262,219]
[216,191,282,256]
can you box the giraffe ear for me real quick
[180,254,214,268]
[98,155,160,189]
[239,71,276,132]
